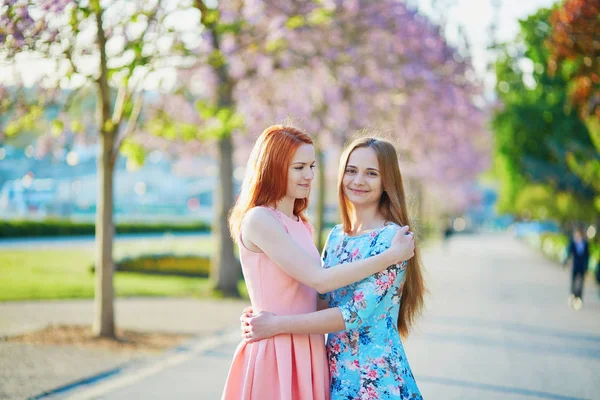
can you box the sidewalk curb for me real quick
[31,330,239,400]
[29,367,127,400]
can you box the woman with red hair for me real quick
[222,126,414,400]
[240,136,425,399]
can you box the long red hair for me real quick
[229,125,313,241]
[338,137,425,339]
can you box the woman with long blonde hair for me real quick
[222,128,415,400]
[242,136,425,399]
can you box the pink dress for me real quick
[222,207,330,400]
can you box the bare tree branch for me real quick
[113,89,144,160]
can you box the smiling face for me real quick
[342,146,383,207]
[286,143,316,199]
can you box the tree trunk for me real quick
[211,134,240,296]
[315,143,326,252]
[92,2,116,338]
[196,1,241,296]
[92,131,116,338]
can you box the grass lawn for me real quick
[0,235,249,302]
[0,227,432,302]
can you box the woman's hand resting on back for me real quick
[240,306,279,343]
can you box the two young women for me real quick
[222,125,424,399]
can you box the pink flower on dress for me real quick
[366,368,378,379]
[353,291,365,302]
[329,359,338,375]
[375,276,390,292]
[375,357,387,367]
[351,248,360,258]
[359,385,379,400]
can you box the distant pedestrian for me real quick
[443,220,453,248]
[564,228,589,310]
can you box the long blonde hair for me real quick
[338,136,425,338]
[229,125,313,241]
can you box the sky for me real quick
[0,0,559,92]
[413,0,557,89]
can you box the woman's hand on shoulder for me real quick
[388,225,414,264]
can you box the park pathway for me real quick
[49,233,600,400]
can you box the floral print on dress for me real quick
[321,223,422,400]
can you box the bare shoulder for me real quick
[244,206,272,223]
[242,207,285,237]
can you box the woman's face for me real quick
[342,147,383,207]
[286,143,316,199]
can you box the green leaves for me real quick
[195,101,244,140]
[145,100,244,143]
[514,183,597,222]
[566,151,600,192]
[50,120,64,137]
[285,9,332,30]
[102,119,116,133]
[265,38,287,54]
[216,21,245,35]
[71,120,85,134]
[195,101,217,120]
[146,112,178,140]
[208,50,226,69]
[203,9,220,26]
[584,117,600,152]
[5,106,43,137]
[286,15,305,29]
[307,8,333,26]
[492,6,598,221]
[120,139,146,170]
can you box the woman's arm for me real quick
[242,226,406,341]
[243,266,402,341]
[316,230,333,312]
[243,207,414,294]
[243,308,346,342]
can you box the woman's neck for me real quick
[274,196,297,220]
[349,204,385,233]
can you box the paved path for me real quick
[21,234,600,399]
[0,298,248,337]
[0,298,248,400]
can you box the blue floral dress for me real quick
[321,223,422,400]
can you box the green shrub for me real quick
[91,253,211,277]
[0,219,211,238]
